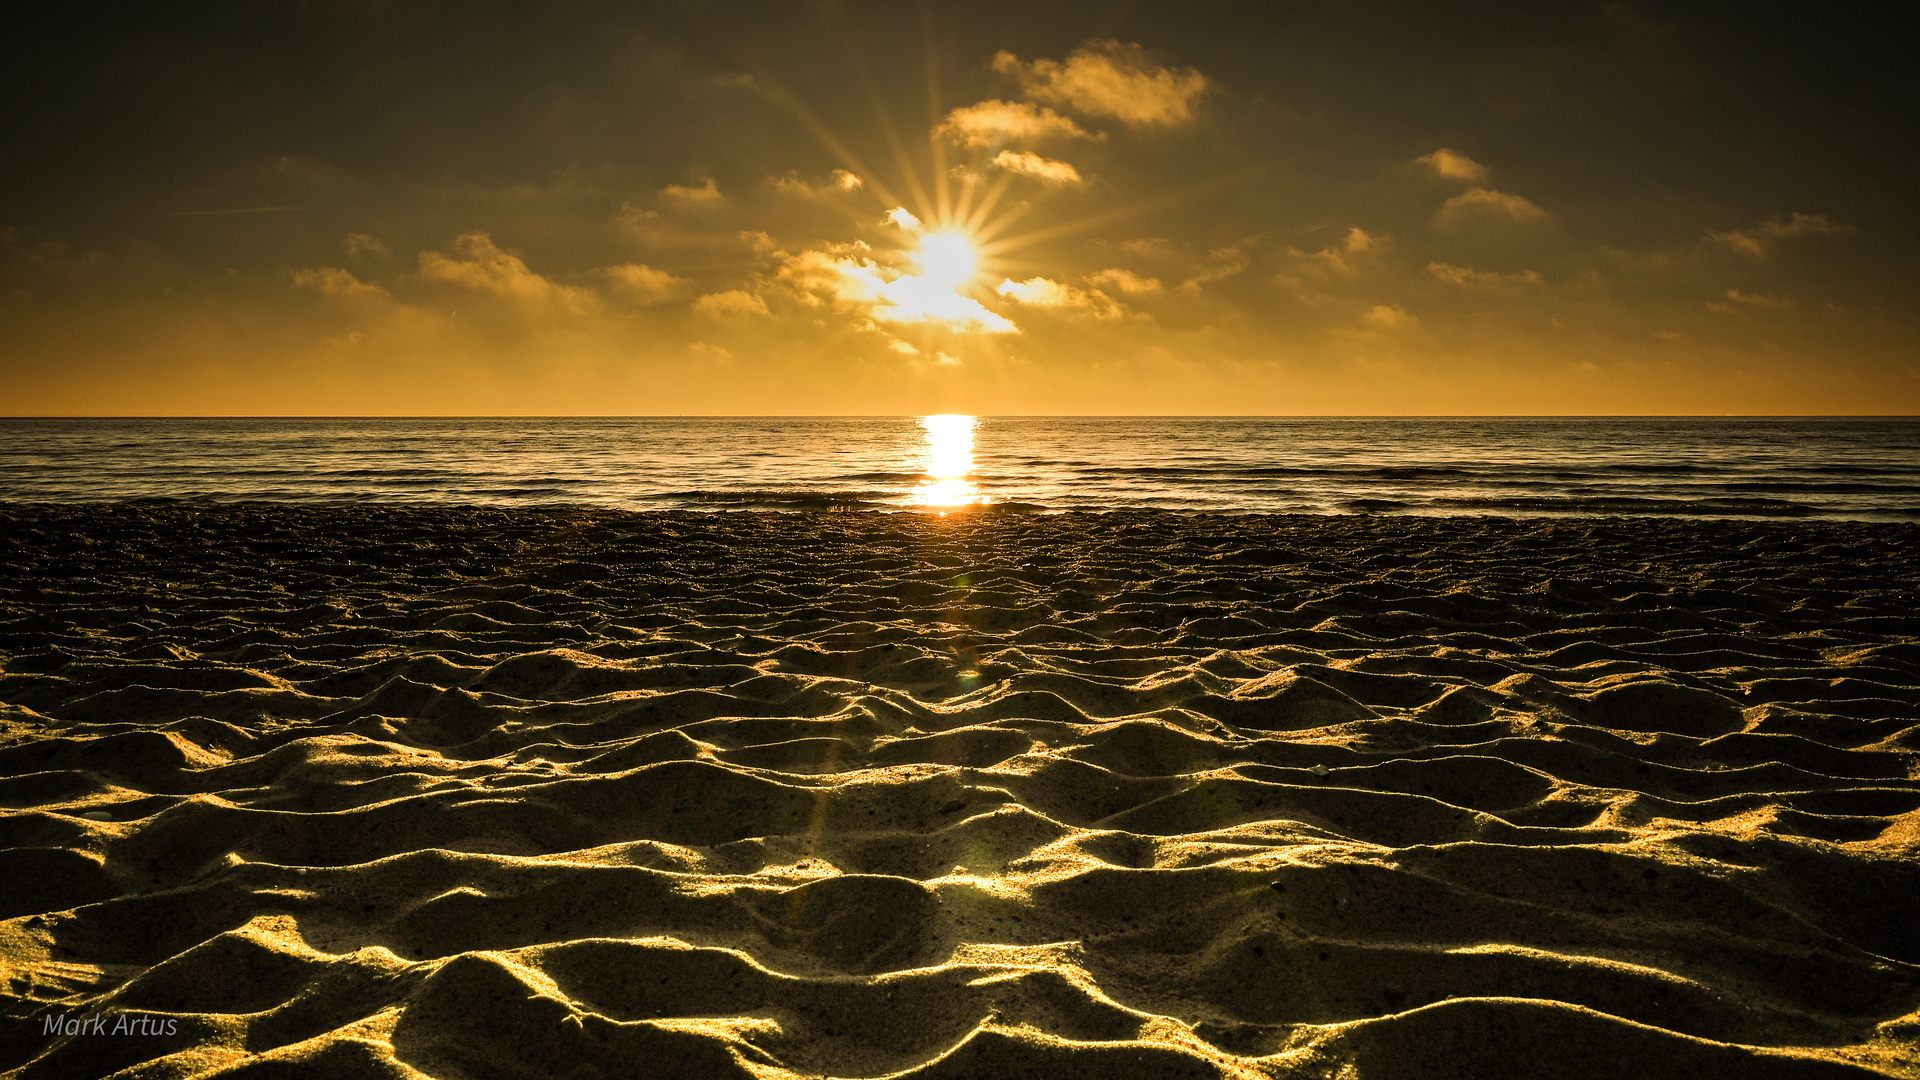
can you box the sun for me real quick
[916,230,979,289]
[857,212,1012,332]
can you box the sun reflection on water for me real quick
[910,414,986,508]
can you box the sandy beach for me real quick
[1,504,1916,1079]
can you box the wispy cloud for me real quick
[768,170,863,197]
[991,150,1085,185]
[343,233,390,260]
[1295,227,1387,275]
[1707,212,1855,259]
[1707,288,1790,313]
[603,263,691,302]
[1364,303,1416,328]
[1438,187,1548,224]
[292,267,389,301]
[994,40,1212,128]
[1087,268,1163,294]
[1726,288,1788,306]
[692,289,769,317]
[1427,261,1541,287]
[1179,246,1252,292]
[163,206,310,217]
[660,177,725,205]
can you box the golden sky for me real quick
[2,2,1914,415]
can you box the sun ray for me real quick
[739,26,1277,347]
[970,199,1042,248]
[752,72,908,213]
[964,170,1018,235]
[976,165,1271,257]
[922,5,952,227]
[846,47,937,227]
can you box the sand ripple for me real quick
[2,506,1917,1078]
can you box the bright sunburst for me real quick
[760,35,1200,354]
[915,231,978,288]
[863,214,1012,331]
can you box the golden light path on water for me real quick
[909,414,985,508]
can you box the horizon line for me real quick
[4,413,1917,421]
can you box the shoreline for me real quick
[2,504,1916,1078]
[5,496,1917,522]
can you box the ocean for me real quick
[2,416,1916,520]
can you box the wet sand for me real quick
[1,504,1916,1079]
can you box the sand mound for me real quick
[1,506,1916,1078]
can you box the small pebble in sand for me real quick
[81,810,112,821]
[1310,765,1333,778]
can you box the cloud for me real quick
[1438,187,1549,224]
[603,263,691,302]
[773,248,859,304]
[1599,244,1696,270]
[990,150,1085,185]
[995,276,1130,318]
[1296,227,1387,275]
[292,267,390,301]
[1707,212,1855,259]
[934,100,1101,147]
[768,170,864,198]
[1726,288,1788,306]
[343,233,390,260]
[1179,246,1252,292]
[993,40,1211,127]
[1708,288,1790,313]
[1426,262,1541,287]
[1087,268,1163,294]
[661,177,724,204]
[1605,213,1854,270]
[614,203,670,247]
[416,233,596,312]
[692,289,770,318]
[1416,149,1490,183]
[885,207,922,231]
[1364,304,1416,328]
[991,276,1072,305]
[162,205,311,217]
[0,227,104,277]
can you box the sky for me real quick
[3,1,1915,415]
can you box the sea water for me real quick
[2,416,1915,520]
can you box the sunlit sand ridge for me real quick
[1,506,1917,1079]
